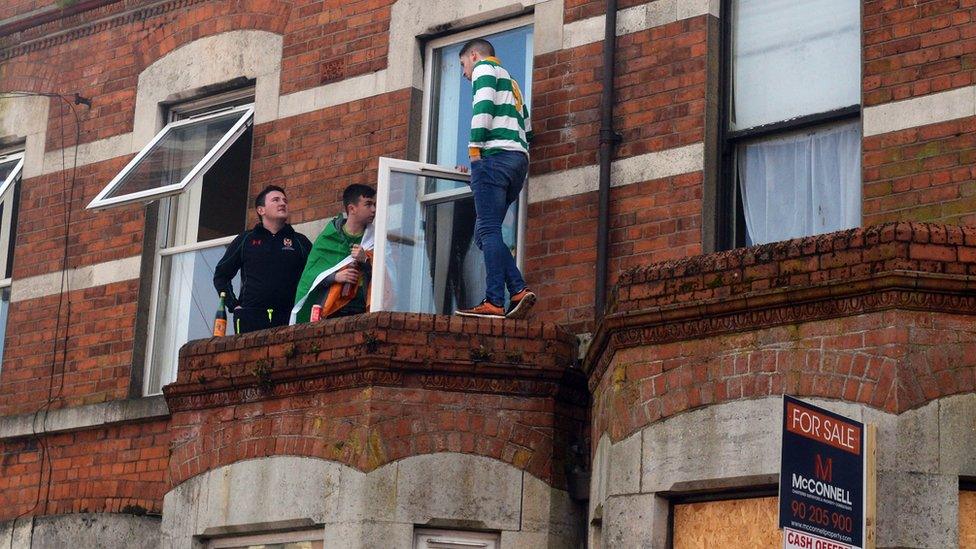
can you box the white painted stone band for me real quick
[562,0,720,50]
[0,395,168,440]
[10,255,142,302]
[862,85,976,137]
[528,142,704,203]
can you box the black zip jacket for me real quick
[213,222,312,315]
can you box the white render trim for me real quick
[528,143,704,204]
[10,255,143,302]
[0,395,168,440]
[278,70,392,121]
[132,30,283,150]
[41,132,133,176]
[862,85,976,137]
[0,93,49,179]
[562,0,720,50]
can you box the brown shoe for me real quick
[506,288,536,319]
[456,299,505,318]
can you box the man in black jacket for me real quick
[213,185,313,333]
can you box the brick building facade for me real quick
[0,0,974,547]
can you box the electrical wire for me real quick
[0,90,84,549]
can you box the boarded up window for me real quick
[673,496,780,549]
[962,491,976,549]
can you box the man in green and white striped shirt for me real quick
[455,38,537,320]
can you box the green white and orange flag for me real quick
[290,216,374,324]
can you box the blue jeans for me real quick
[470,151,528,306]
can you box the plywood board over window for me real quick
[673,497,780,549]
[961,491,976,549]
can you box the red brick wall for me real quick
[280,0,393,94]
[590,223,976,442]
[13,156,143,279]
[166,313,587,488]
[525,171,703,333]
[0,0,55,21]
[0,280,139,416]
[0,418,168,520]
[531,16,708,175]
[863,0,976,107]
[592,308,976,442]
[2,0,394,151]
[863,116,976,225]
[562,0,646,24]
[249,88,417,224]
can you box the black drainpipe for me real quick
[595,0,619,323]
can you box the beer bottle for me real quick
[213,292,228,337]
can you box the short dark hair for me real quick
[255,185,286,208]
[342,184,376,211]
[459,39,494,58]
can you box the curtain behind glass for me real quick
[732,0,860,130]
[738,120,861,245]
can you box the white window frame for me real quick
[373,157,528,313]
[419,15,534,165]
[206,528,323,549]
[413,528,500,549]
[0,151,24,282]
[138,101,254,395]
[86,104,254,210]
[0,151,24,200]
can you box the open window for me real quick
[89,91,254,395]
[720,0,862,247]
[370,19,533,314]
[0,151,24,372]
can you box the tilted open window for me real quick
[0,151,24,373]
[87,105,253,210]
[89,96,253,395]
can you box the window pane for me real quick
[732,0,860,130]
[0,156,21,186]
[0,287,10,372]
[737,119,861,245]
[99,108,251,203]
[428,25,533,171]
[383,171,517,314]
[197,125,252,241]
[147,245,239,394]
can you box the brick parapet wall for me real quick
[164,312,588,489]
[863,0,976,107]
[586,222,976,442]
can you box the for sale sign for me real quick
[779,396,865,548]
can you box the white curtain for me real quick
[738,120,861,245]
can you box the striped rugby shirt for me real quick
[468,56,533,160]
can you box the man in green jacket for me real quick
[291,184,376,323]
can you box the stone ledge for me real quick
[0,395,168,440]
